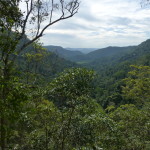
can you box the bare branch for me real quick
[7,0,80,61]
[141,0,150,7]
[18,11,76,54]
[18,0,33,40]
[49,0,54,23]
[36,0,41,36]
[60,0,65,18]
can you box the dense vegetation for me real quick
[0,0,150,150]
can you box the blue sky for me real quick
[22,0,150,48]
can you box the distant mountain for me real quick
[66,48,97,54]
[69,46,136,63]
[44,45,84,61]
[118,39,150,65]
[87,39,150,71]
[44,45,137,63]
[87,46,135,60]
[44,39,150,66]
[86,40,150,109]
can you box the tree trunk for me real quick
[45,123,48,150]
[1,115,6,150]
[0,59,10,150]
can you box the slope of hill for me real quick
[44,45,137,64]
[87,46,135,60]
[118,39,150,65]
[16,45,79,85]
[86,39,150,108]
[44,45,84,60]
[86,39,150,70]
[66,48,97,54]
[70,46,136,63]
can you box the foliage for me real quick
[122,65,150,105]
[48,68,95,108]
[110,104,150,150]
[0,0,80,149]
[0,0,150,149]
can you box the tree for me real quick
[47,68,95,149]
[110,104,150,149]
[48,68,95,108]
[0,1,79,149]
[23,41,47,84]
[0,0,80,80]
[122,65,150,105]
[47,68,118,150]
[21,100,60,150]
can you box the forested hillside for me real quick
[84,46,135,62]
[66,48,97,54]
[45,46,136,63]
[16,44,78,84]
[85,39,150,108]
[0,0,150,150]
[44,45,84,61]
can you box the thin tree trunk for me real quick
[45,123,48,150]
[1,114,6,150]
[1,58,10,150]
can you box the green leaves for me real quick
[48,68,95,108]
[109,103,150,149]
[122,65,150,105]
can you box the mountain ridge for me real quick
[44,45,84,61]
[43,39,150,66]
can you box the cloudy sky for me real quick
[39,0,150,48]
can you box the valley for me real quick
[0,0,150,149]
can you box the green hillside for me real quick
[87,46,135,61]
[71,46,135,63]
[87,39,150,108]
[16,45,78,85]
[1,1,150,150]
[44,45,84,61]
[44,45,137,63]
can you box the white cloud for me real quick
[21,0,150,48]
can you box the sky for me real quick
[23,0,150,48]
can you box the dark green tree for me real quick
[0,1,79,149]
[122,65,150,105]
[110,104,150,149]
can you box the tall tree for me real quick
[122,65,150,105]
[0,1,79,149]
